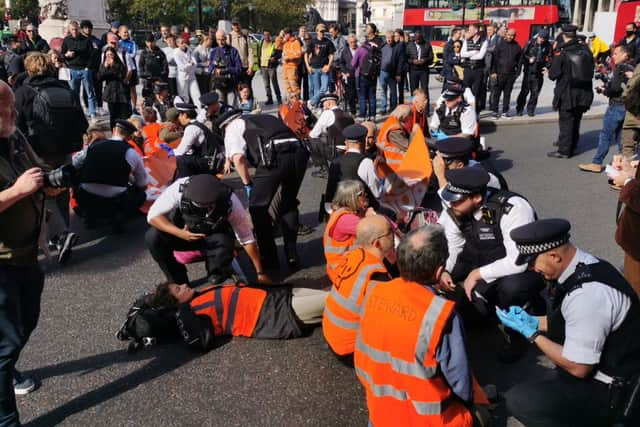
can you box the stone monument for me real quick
[38,0,110,41]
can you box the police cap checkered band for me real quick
[445,182,473,195]
[516,235,570,255]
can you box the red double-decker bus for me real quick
[403,0,562,48]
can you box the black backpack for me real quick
[360,45,381,79]
[116,294,180,352]
[566,48,594,85]
[176,121,226,178]
[29,83,88,155]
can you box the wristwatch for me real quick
[528,330,542,344]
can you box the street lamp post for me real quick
[196,0,202,30]
[248,2,253,31]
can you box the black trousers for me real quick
[107,102,132,130]
[506,371,613,427]
[297,64,309,101]
[83,76,103,108]
[309,137,332,169]
[344,75,357,115]
[490,73,517,114]
[516,73,543,114]
[471,270,546,317]
[409,68,429,96]
[249,146,309,267]
[145,227,235,285]
[0,264,44,426]
[397,74,406,105]
[558,108,585,156]
[74,186,145,222]
[196,73,210,96]
[463,67,486,111]
[168,77,178,97]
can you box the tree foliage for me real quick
[5,0,39,21]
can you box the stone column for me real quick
[572,0,582,26]
[39,0,110,42]
[583,0,593,31]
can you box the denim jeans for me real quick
[379,70,397,113]
[69,68,96,116]
[0,264,44,427]
[309,69,329,108]
[358,76,377,119]
[592,103,625,165]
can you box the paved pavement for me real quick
[15,116,621,426]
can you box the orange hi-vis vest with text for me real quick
[376,116,406,173]
[355,278,473,427]
[322,248,389,356]
[142,122,164,155]
[190,286,268,337]
[323,208,357,284]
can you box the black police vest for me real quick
[465,37,485,66]
[153,98,169,122]
[450,190,528,281]
[242,115,299,167]
[547,260,640,379]
[80,139,132,187]
[326,109,355,146]
[436,103,466,136]
[172,184,232,236]
[326,152,366,202]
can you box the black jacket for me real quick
[603,61,634,103]
[98,60,129,103]
[618,35,640,64]
[406,41,434,71]
[24,37,49,53]
[520,38,551,76]
[548,39,594,111]
[138,46,169,80]
[491,40,521,75]
[61,35,94,69]
[341,47,355,75]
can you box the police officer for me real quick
[145,174,271,285]
[547,24,594,159]
[516,30,551,117]
[144,81,173,122]
[197,91,221,127]
[217,110,309,269]
[309,93,355,177]
[72,120,148,231]
[437,167,545,361]
[429,87,477,139]
[498,218,640,427]
[460,23,488,111]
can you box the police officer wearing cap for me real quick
[497,218,640,427]
[547,24,594,159]
[460,23,488,111]
[430,87,477,140]
[309,92,355,177]
[437,166,545,361]
[146,174,272,285]
[218,110,309,269]
[144,81,173,122]
[516,30,551,117]
[198,91,234,132]
[72,119,148,230]
[173,102,224,178]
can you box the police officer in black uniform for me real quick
[498,218,640,427]
[437,167,545,361]
[547,24,594,158]
[516,30,551,117]
[460,23,488,112]
[218,110,309,269]
[144,81,173,122]
[430,87,478,139]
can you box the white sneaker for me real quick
[13,370,36,396]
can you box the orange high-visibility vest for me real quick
[142,122,164,155]
[323,208,357,284]
[323,248,389,356]
[376,116,407,173]
[190,286,267,337]
[355,278,473,427]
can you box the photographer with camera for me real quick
[145,174,272,286]
[209,30,242,107]
[72,120,148,232]
[579,45,634,173]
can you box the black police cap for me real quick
[183,174,229,206]
[562,24,578,36]
[436,137,473,158]
[343,124,368,142]
[214,109,243,130]
[441,167,490,203]
[442,87,464,100]
[319,93,339,104]
[510,218,571,265]
[114,119,137,136]
[145,33,156,43]
[175,103,197,112]
[199,91,219,106]
[153,81,169,93]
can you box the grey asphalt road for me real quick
[16,117,621,426]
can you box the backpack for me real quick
[360,44,381,79]
[566,48,594,85]
[116,294,180,353]
[176,121,226,178]
[29,83,88,155]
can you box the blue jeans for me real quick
[309,69,329,108]
[358,76,377,119]
[379,70,398,113]
[69,68,96,116]
[592,103,625,165]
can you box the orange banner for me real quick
[140,145,177,214]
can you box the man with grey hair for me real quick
[354,225,475,425]
[23,24,49,53]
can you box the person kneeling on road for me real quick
[429,86,477,140]
[150,281,328,350]
[72,119,148,231]
[146,174,271,286]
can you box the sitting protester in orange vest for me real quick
[141,107,165,155]
[150,282,328,350]
[376,104,414,171]
[278,91,316,140]
[323,215,394,363]
[355,225,475,427]
[409,88,429,136]
[323,180,376,283]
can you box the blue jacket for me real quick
[208,45,242,76]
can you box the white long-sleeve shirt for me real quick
[460,38,488,61]
[174,47,197,81]
[174,120,206,155]
[309,107,339,138]
[437,195,536,282]
[162,46,177,78]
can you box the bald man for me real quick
[208,30,242,106]
[361,121,378,158]
[323,215,395,362]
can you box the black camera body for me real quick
[211,58,232,90]
[44,164,76,188]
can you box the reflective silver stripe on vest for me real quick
[329,263,385,314]
[355,367,445,415]
[323,306,360,329]
[355,337,438,379]
[415,296,448,366]
[324,235,351,254]
[385,158,402,165]
[384,145,405,154]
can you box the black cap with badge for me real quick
[114,119,138,136]
[175,103,197,112]
[510,218,572,265]
[199,91,219,106]
[320,93,339,105]
[214,109,243,130]
[342,124,368,143]
[561,24,578,37]
[440,167,490,203]
[436,137,473,158]
[442,86,464,101]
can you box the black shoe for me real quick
[84,217,97,229]
[516,110,523,117]
[547,151,569,159]
[527,111,535,117]
[57,232,79,265]
[265,98,274,105]
[297,223,314,236]
[311,168,328,178]
[498,333,528,364]
[276,98,282,105]
[287,256,300,271]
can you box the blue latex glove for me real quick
[495,306,539,338]
[244,184,252,199]
[430,129,447,140]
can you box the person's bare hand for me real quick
[12,168,43,197]
[612,172,632,187]
[433,153,446,181]
[65,51,75,58]
[626,71,634,79]
[179,225,206,241]
[364,207,376,217]
[321,65,330,74]
[223,158,232,175]
[435,271,456,293]
[257,273,273,286]
[43,187,66,197]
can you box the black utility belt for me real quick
[464,61,484,69]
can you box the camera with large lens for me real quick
[44,164,76,188]
[211,57,232,90]
[595,72,609,84]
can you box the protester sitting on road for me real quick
[237,83,255,114]
[430,86,477,139]
[146,174,271,286]
[408,88,429,135]
[323,180,376,283]
[144,81,173,122]
[323,215,394,362]
[149,281,328,350]
[361,120,377,159]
